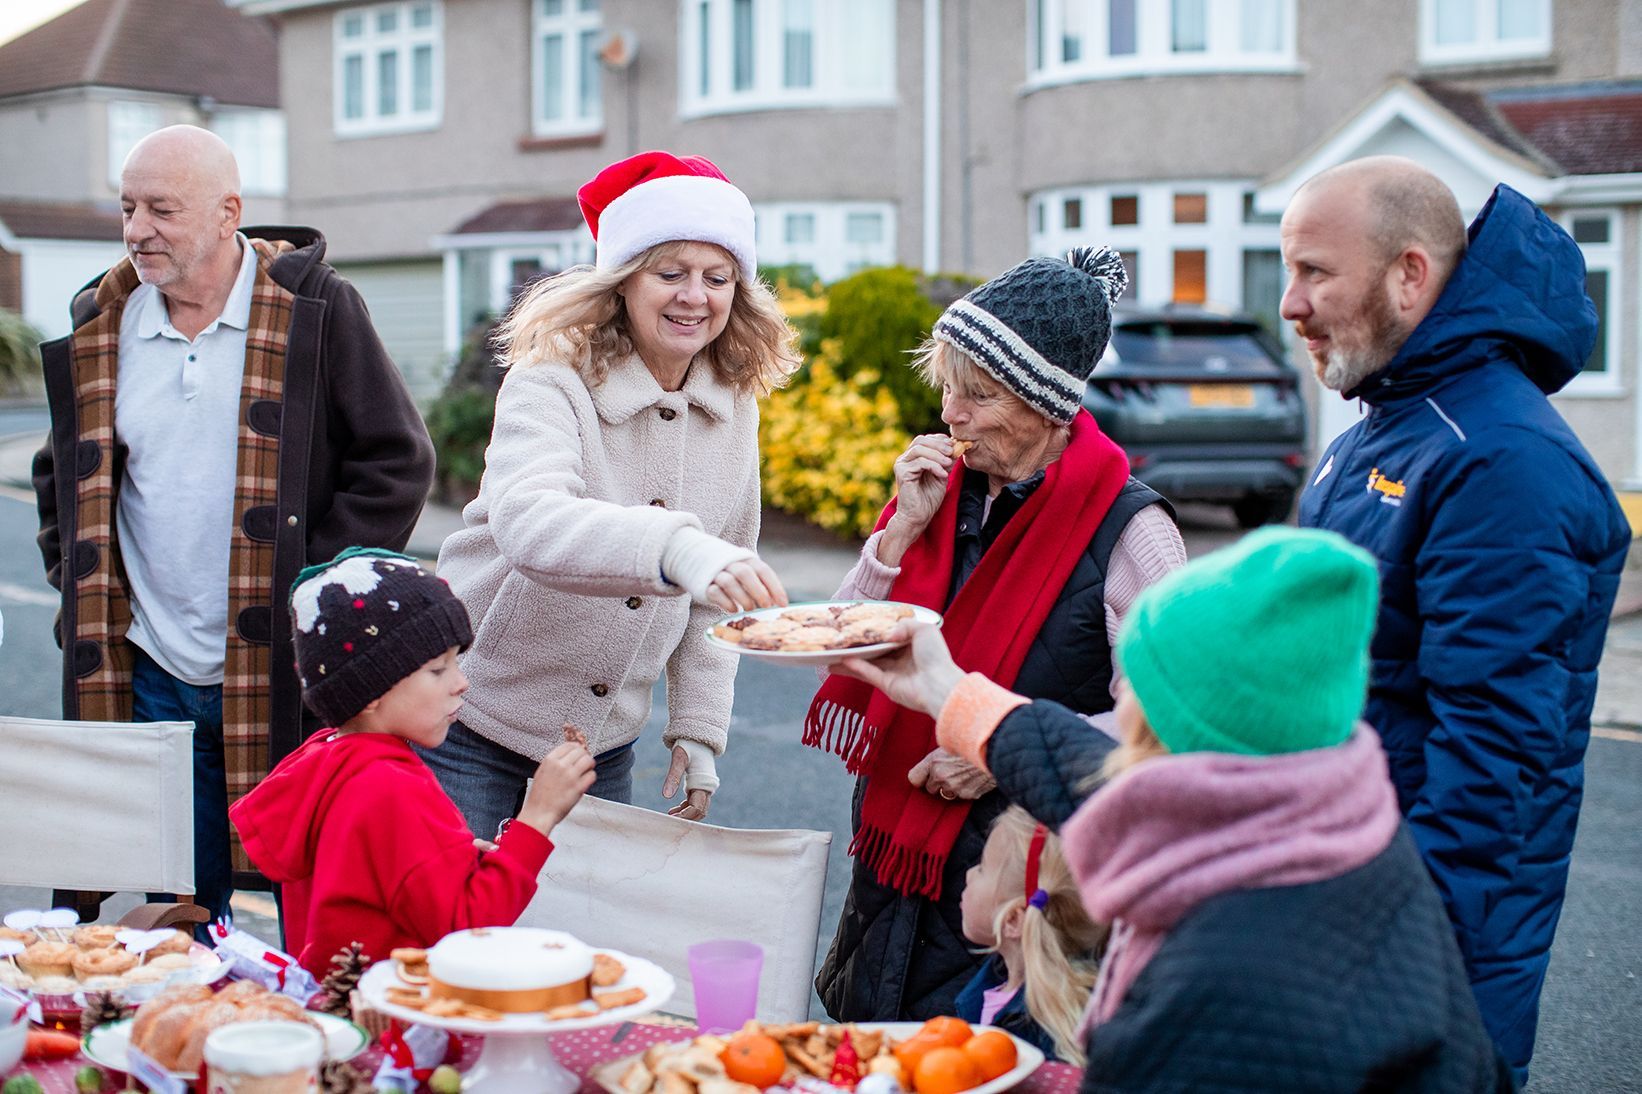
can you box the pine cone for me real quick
[319,1059,373,1094]
[315,941,370,1018]
[80,990,130,1034]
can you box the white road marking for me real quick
[0,580,54,607]
[1593,726,1642,745]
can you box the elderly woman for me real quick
[424,152,798,835]
[810,248,1186,1021]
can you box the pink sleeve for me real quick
[935,673,1029,772]
[1102,504,1186,706]
[835,530,900,601]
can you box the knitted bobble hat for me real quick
[932,245,1129,422]
[1116,527,1381,757]
[577,150,757,281]
[288,547,473,728]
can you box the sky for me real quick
[0,0,86,48]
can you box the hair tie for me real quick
[1023,823,1049,905]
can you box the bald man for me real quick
[33,126,435,926]
[1281,156,1630,1082]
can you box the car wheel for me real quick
[1232,492,1295,529]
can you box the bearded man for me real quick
[33,126,434,927]
[1280,155,1630,1085]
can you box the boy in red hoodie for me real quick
[230,547,594,977]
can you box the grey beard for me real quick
[1320,347,1384,393]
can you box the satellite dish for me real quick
[598,28,637,69]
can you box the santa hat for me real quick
[578,151,757,282]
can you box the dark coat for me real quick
[1297,185,1631,1076]
[33,226,434,785]
[988,702,1516,1093]
[816,479,1171,1022]
[952,955,1061,1062]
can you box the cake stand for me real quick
[358,950,674,1094]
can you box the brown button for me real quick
[591,683,609,697]
[649,498,666,507]
[625,596,642,609]
[659,407,677,421]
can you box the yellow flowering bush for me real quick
[760,338,909,538]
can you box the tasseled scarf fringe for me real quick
[802,698,882,775]
[848,823,948,900]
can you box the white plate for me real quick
[83,1012,368,1079]
[358,947,673,1035]
[591,1021,1044,1094]
[704,602,943,666]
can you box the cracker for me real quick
[592,953,626,987]
[546,1002,597,1020]
[595,987,646,1010]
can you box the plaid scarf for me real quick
[804,412,1130,899]
[67,239,295,874]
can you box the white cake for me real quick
[426,927,594,1013]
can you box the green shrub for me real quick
[425,315,503,502]
[0,309,43,396]
[818,267,943,434]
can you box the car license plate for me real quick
[1188,384,1255,408]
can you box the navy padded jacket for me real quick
[1297,184,1631,1075]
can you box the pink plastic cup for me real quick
[688,939,764,1032]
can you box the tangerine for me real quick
[961,1031,1018,1082]
[912,1046,982,1094]
[721,1032,787,1089]
[892,1032,947,1082]
[918,1016,974,1048]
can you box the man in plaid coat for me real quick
[32,126,434,924]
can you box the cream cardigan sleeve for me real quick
[483,365,701,597]
[660,402,763,755]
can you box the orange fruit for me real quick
[893,1032,947,1082]
[918,1016,974,1048]
[721,1032,787,1089]
[912,1046,982,1094]
[961,1031,1018,1082]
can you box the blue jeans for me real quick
[418,719,635,842]
[130,646,233,933]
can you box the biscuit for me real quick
[594,987,646,1010]
[592,953,626,987]
[779,626,846,652]
[836,602,914,625]
[778,606,837,626]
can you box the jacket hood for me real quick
[229,731,418,883]
[1353,184,1598,404]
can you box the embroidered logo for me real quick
[1366,467,1406,507]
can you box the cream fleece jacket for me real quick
[437,355,760,762]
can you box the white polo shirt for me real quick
[116,236,258,686]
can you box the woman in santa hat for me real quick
[425,151,799,831]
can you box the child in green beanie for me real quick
[835,527,1513,1090]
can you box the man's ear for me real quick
[1391,245,1436,313]
[221,192,243,238]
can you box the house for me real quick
[242,0,1639,493]
[0,0,285,338]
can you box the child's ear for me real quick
[1001,902,1026,942]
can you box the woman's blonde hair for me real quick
[493,240,800,395]
[910,337,996,400]
[980,807,1107,1066]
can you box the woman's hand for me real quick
[878,435,957,566]
[662,742,716,821]
[833,623,966,718]
[704,556,788,613]
[907,748,996,800]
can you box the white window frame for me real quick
[107,100,167,188]
[532,0,604,137]
[1418,0,1552,67]
[210,108,288,197]
[333,1,443,138]
[754,202,897,282]
[1026,0,1299,88]
[1557,208,1623,396]
[1027,179,1281,314]
[680,0,896,118]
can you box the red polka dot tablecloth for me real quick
[8,1022,1082,1094]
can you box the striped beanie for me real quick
[932,246,1128,422]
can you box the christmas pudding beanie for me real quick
[288,547,473,728]
[577,150,758,281]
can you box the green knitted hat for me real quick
[1116,526,1380,757]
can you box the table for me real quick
[8,1022,1084,1094]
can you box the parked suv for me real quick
[1082,306,1308,528]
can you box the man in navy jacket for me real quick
[1281,155,1631,1083]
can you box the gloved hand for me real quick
[661,527,787,611]
[663,740,718,821]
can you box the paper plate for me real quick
[704,602,942,666]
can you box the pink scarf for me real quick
[1061,727,1402,1031]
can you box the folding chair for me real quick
[517,795,833,1022]
[0,715,206,931]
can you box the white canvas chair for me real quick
[517,795,832,1023]
[0,715,203,929]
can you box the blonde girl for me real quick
[957,806,1106,1065]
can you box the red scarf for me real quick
[804,412,1130,898]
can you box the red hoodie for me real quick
[229,731,552,978]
